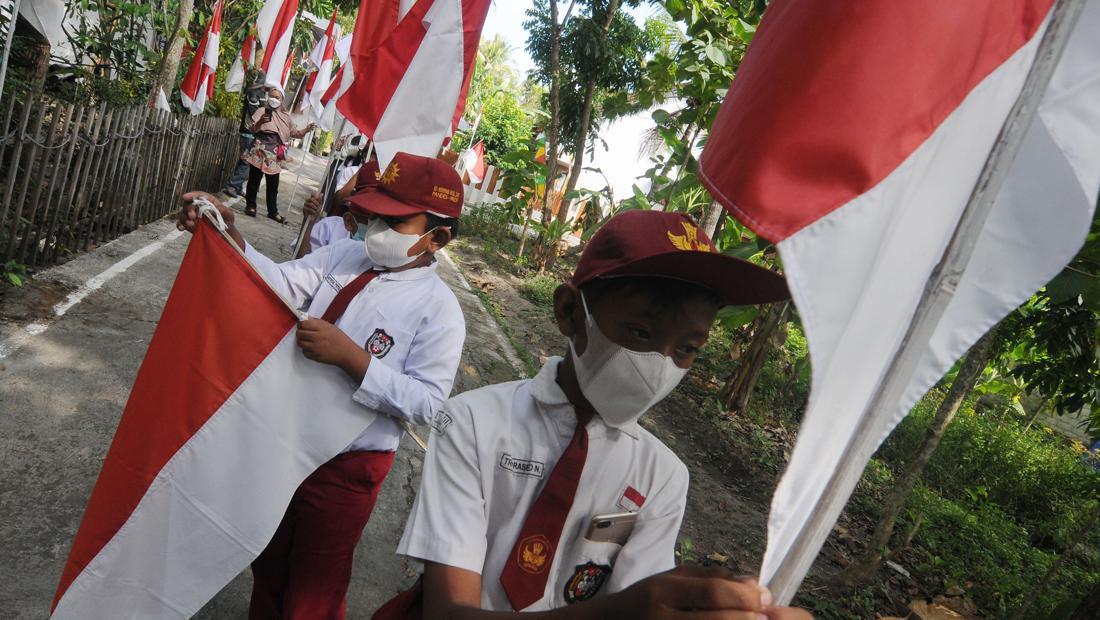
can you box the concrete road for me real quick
[0,150,523,618]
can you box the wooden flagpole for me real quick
[765,0,1087,603]
[293,116,347,258]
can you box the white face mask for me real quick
[362,218,434,269]
[569,292,688,430]
[266,97,281,109]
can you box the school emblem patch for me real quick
[667,221,711,252]
[563,562,611,604]
[517,535,552,574]
[380,161,401,185]
[366,328,395,358]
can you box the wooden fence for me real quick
[0,94,239,270]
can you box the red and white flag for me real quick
[281,50,296,92]
[459,139,487,183]
[336,0,492,168]
[303,10,339,121]
[224,32,256,93]
[256,0,299,92]
[317,0,409,131]
[699,0,1100,602]
[179,1,223,115]
[50,222,382,618]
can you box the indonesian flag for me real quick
[699,0,1100,602]
[50,222,382,617]
[224,33,256,93]
[281,50,296,92]
[336,0,492,169]
[459,140,487,183]
[303,10,339,121]
[179,1,223,115]
[317,0,410,131]
[257,0,299,92]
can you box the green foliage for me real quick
[519,274,560,308]
[452,93,533,172]
[524,0,660,155]
[311,129,334,156]
[462,203,521,240]
[2,260,28,287]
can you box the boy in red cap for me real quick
[296,154,383,255]
[177,152,466,619]
[383,210,810,618]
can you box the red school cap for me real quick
[346,152,463,219]
[572,210,790,306]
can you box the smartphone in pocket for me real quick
[584,511,637,546]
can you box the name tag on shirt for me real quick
[499,454,546,479]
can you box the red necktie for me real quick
[320,270,379,323]
[500,409,594,610]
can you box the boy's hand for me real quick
[616,567,811,619]
[177,191,235,233]
[303,192,323,219]
[296,318,371,381]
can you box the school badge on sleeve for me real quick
[563,562,611,604]
[366,328,395,358]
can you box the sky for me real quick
[480,0,667,199]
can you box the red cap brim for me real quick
[576,251,790,306]
[345,191,426,217]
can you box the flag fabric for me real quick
[225,33,256,93]
[281,50,296,92]
[50,222,382,618]
[317,0,408,131]
[459,140,487,183]
[257,0,299,92]
[304,10,339,121]
[154,87,171,113]
[698,0,1100,602]
[336,0,492,169]
[179,1,223,115]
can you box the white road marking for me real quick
[0,230,184,360]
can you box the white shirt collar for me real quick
[529,356,641,440]
[377,260,439,282]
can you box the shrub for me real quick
[519,274,559,308]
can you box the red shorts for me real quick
[249,450,396,620]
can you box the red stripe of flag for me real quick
[698,0,1054,243]
[261,0,299,74]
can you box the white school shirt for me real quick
[244,238,466,453]
[397,357,690,611]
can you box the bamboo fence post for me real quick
[3,96,47,262]
[36,103,83,266]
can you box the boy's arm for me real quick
[243,241,333,310]
[422,563,807,620]
[352,307,465,426]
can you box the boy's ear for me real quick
[554,283,582,339]
[426,226,452,251]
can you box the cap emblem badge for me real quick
[380,162,401,185]
[667,222,711,252]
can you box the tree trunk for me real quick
[701,200,724,239]
[719,303,788,412]
[155,0,194,102]
[837,327,1000,587]
[534,0,563,268]
[1012,502,1100,620]
[542,0,621,271]
[516,197,537,260]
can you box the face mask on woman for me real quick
[569,292,687,430]
[361,218,436,268]
[266,97,282,109]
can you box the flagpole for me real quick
[0,0,23,100]
[293,116,346,258]
[764,0,1086,604]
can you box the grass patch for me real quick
[518,273,559,308]
[470,286,540,378]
